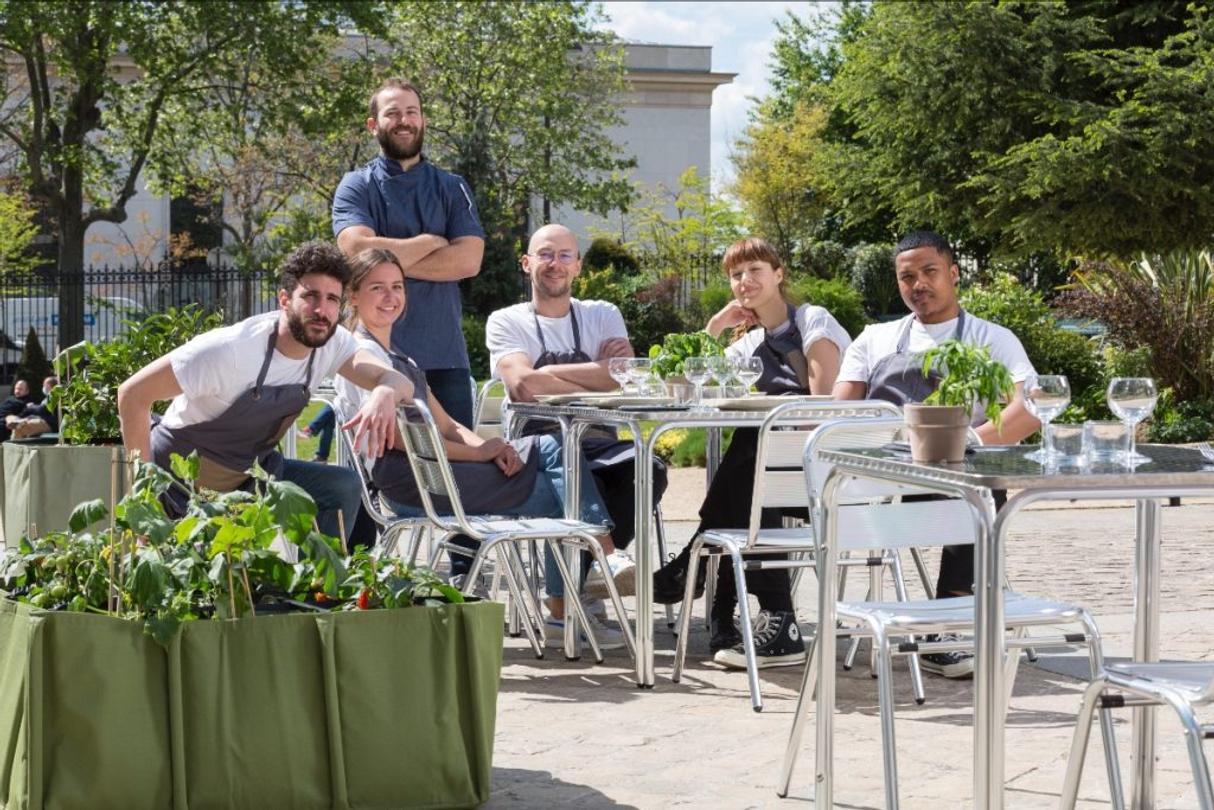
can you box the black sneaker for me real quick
[919,633,975,679]
[709,616,742,654]
[713,610,806,670]
[653,558,705,604]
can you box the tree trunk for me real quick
[57,174,87,353]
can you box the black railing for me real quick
[0,265,279,381]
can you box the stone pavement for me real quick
[484,469,1214,809]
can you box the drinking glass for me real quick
[734,356,763,397]
[707,355,735,396]
[1023,374,1071,462]
[626,358,654,397]
[608,357,631,393]
[1107,377,1157,462]
[682,356,712,411]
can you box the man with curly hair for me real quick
[118,242,415,543]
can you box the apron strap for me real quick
[254,324,317,399]
[895,309,967,354]
[531,302,583,360]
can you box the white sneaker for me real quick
[584,550,636,599]
[582,597,608,620]
[544,614,626,650]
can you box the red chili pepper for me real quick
[314,591,329,604]
[357,589,371,610]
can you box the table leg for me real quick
[814,470,844,807]
[635,422,656,687]
[1130,498,1161,808]
[560,418,585,660]
[976,490,1004,809]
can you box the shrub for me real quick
[791,276,870,338]
[583,238,639,274]
[14,326,53,397]
[698,281,731,317]
[572,266,692,358]
[1147,391,1214,443]
[462,314,489,380]
[849,243,902,318]
[802,240,850,280]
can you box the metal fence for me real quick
[0,265,279,381]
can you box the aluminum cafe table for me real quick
[508,398,897,688]
[808,442,1214,810]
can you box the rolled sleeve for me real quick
[331,171,376,236]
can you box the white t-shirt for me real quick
[724,303,852,362]
[163,311,358,428]
[333,335,396,472]
[838,312,1035,385]
[486,299,628,377]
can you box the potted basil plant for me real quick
[905,339,1014,462]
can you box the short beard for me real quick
[377,124,423,162]
[286,309,337,348]
[532,276,570,301]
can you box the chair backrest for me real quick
[395,398,485,539]
[803,416,981,552]
[330,398,395,527]
[472,379,508,439]
[742,400,902,545]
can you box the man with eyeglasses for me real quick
[332,77,485,426]
[486,223,669,627]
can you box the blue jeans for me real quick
[306,405,336,461]
[423,368,475,428]
[384,434,610,598]
[281,458,361,542]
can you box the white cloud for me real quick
[598,1,824,191]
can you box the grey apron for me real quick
[520,303,624,463]
[152,327,313,495]
[752,303,811,395]
[866,310,967,407]
[361,328,541,513]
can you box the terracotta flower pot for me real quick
[904,404,970,463]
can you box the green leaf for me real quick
[130,553,171,607]
[169,451,201,484]
[121,499,174,545]
[68,499,108,532]
[263,479,318,543]
[145,612,182,648]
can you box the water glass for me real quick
[683,356,711,411]
[626,358,653,395]
[1107,377,1157,462]
[1023,374,1071,462]
[707,355,735,390]
[1084,420,1130,463]
[1049,423,1085,464]
[734,356,763,396]
[608,357,631,393]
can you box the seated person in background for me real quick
[0,379,35,441]
[486,223,668,606]
[333,247,628,647]
[653,236,852,670]
[117,242,413,544]
[833,229,1039,678]
[6,376,59,439]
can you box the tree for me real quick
[13,325,52,391]
[383,1,636,314]
[0,0,371,348]
[815,0,1211,259]
[0,188,38,274]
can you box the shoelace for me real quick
[750,612,779,645]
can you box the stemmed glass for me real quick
[608,357,631,393]
[1022,374,1071,463]
[626,358,653,397]
[1107,377,1158,463]
[707,355,735,397]
[734,356,763,398]
[683,356,711,411]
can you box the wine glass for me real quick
[1023,374,1071,462]
[707,355,735,397]
[1107,377,1157,463]
[608,357,631,393]
[734,356,763,397]
[683,356,711,411]
[626,357,653,397]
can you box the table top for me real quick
[509,398,897,425]
[822,444,1214,490]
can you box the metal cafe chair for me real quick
[1060,660,1214,809]
[777,416,1114,810]
[670,399,905,712]
[472,378,509,441]
[396,398,635,662]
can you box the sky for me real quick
[598,1,822,192]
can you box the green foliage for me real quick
[802,240,851,280]
[698,282,732,319]
[53,305,222,445]
[646,331,727,378]
[1060,250,1214,401]
[572,266,694,361]
[960,273,1104,420]
[1147,391,1214,444]
[790,276,870,338]
[583,239,639,274]
[849,243,900,318]
[462,314,489,380]
[0,189,39,275]
[920,339,1014,428]
[13,327,54,393]
[0,453,456,647]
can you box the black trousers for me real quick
[931,488,1007,596]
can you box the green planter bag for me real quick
[2,444,127,549]
[0,599,504,810]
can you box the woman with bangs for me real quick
[654,236,852,669]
